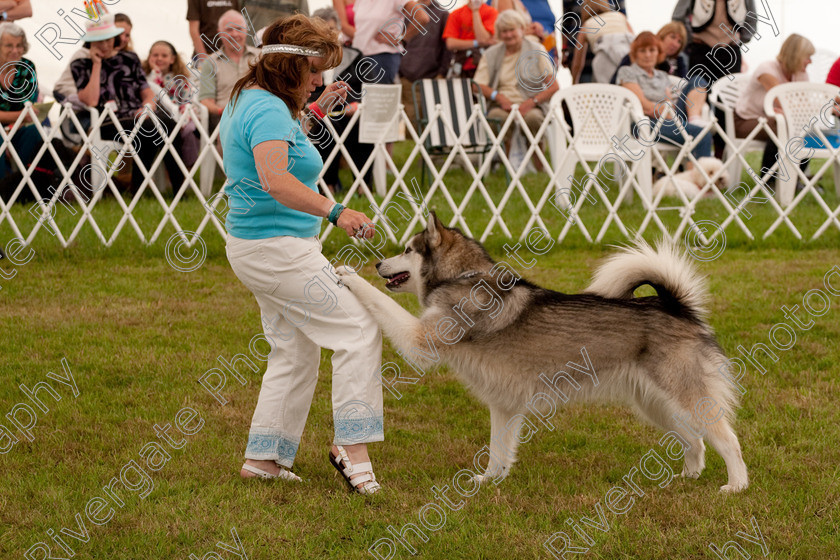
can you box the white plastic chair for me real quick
[552,83,651,204]
[709,72,766,184]
[764,82,840,206]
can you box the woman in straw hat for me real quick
[221,15,384,494]
[69,5,184,195]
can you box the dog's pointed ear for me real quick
[426,211,443,248]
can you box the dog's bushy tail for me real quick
[585,239,709,322]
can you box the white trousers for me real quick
[226,234,383,468]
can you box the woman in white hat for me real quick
[69,10,185,195]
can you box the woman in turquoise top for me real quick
[221,15,384,494]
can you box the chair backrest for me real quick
[708,73,750,135]
[708,73,750,110]
[552,83,643,157]
[412,78,486,148]
[764,82,839,138]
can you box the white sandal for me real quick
[241,463,302,482]
[329,446,381,495]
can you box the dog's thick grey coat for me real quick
[337,213,748,492]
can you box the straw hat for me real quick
[80,11,123,43]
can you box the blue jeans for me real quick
[646,81,713,161]
[365,53,401,84]
[654,119,713,160]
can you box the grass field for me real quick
[2,157,840,559]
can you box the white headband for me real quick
[262,44,323,57]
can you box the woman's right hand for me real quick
[336,208,376,239]
[90,49,104,65]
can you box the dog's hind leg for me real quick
[703,419,749,493]
[631,390,706,479]
[473,405,521,485]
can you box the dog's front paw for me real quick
[719,482,748,493]
[470,467,508,487]
[334,266,364,290]
[679,468,701,479]
[471,474,490,486]
[334,265,358,278]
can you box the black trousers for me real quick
[687,41,743,156]
[686,41,743,82]
[98,109,185,194]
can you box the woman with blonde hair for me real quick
[221,15,385,494]
[611,22,690,82]
[734,33,814,173]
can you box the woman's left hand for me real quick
[336,207,376,239]
[518,98,536,115]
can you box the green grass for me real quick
[1,154,839,559]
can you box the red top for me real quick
[826,56,840,88]
[442,4,497,41]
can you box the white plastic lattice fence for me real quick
[2,82,839,248]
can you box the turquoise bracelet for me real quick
[328,203,345,226]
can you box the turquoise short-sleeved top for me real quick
[219,89,323,239]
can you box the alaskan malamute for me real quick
[336,213,748,492]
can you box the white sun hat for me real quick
[80,6,124,43]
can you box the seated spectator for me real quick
[240,0,307,35]
[312,7,341,45]
[491,0,545,41]
[612,22,689,83]
[311,8,347,86]
[187,0,240,57]
[734,34,814,174]
[618,32,712,167]
[571,0,633,84]
[198,10,260,130]
[70,11,185,194]
[398,0,450,129]
[0,0,32,22]
[0,21,39,183]
[114,13,134,52]
[53,12,134,105]
[143,41,201,169]
[473,10,558,165]
[442,0,497,79]
[656,22,689,78]
[0,22,72,198]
